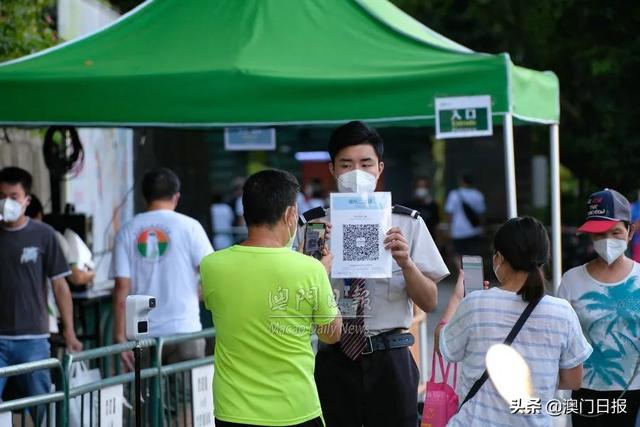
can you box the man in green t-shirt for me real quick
[201,169,342,427]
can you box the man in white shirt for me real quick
[111,168,213,369]
[445,174,486,264]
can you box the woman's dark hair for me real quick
[493,216,550,302]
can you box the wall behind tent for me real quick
[0,129,51,205]
[133,129,213,236]
[53,0,133,285]
[444,126,533,223]
[64,128,134,284]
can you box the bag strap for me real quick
[458,297,542,410]
[438,352,450,381]
[430,349,457,388]
[429,348,438,382]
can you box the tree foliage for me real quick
[0,0,57,62]
[392,0,640,194]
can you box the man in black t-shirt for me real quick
[0,167,82,420]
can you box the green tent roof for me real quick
[0,0,559,127]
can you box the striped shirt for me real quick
[440,287,592,427]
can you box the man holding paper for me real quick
[298,121,449,427]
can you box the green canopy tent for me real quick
[0,0,562,286]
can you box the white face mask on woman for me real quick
[336,169,378,193]
[593,238,628,265]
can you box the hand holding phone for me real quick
[304,223,327,260]
[461,255,484,295]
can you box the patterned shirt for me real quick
[441,288,592,426]
[558,263,640,391]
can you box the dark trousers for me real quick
[315,344,419,427]
[215,417,324,427]
[571,388,640,426]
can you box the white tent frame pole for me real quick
[503,113,518,218]
[550,124,562,293]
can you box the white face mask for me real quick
[415,188,430,199]
[285,208,297,249]
[593,238,628,265]
[336,169,378,193]
[0,198,23,223]
[286,222,297,249]
[493,259,502,283]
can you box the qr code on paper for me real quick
[343,224,379,261]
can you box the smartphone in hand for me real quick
[461,255,484,295]
[304,223,327,260]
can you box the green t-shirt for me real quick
[200,245,337,426]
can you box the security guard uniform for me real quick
[298,205,449,427]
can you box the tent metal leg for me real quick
[550,124,562,293]
[503,113,517,218]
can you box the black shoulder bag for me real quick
[458,297,542,410]
[459,190,481,228]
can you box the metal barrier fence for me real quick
[0,358,64,426]
[0,328,216,427]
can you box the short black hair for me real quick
[25,194,44,218]
[243,169,299,227]
[494,217,550,302]
[141,167,180,203]
[0,167,32,195]
[328,121,384,163]
[461,174,474,186]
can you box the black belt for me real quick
[319,330,414,355]
[362,331,415,355]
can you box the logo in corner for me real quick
[136,228,170,259]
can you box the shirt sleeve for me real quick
[55,232,73,264]
[440,299,471,363]
[200,256,215,311]
[410,216,450,282]
[191,220,214,268]
[444,191,456,214]
[44,229,71,280]
[559,303,593,369]
[313,264,338,326]
[477,191,486,214]
[110,228,131,279]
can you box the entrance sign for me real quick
[435,96,493,139]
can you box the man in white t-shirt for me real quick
[111,168,213,369]
[445,174,486,264]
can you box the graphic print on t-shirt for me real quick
[578,276,640,388]
[20,247,39,264]
[136,227,170,260]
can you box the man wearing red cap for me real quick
[558,189,640,426]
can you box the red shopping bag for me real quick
[421,350,459,427]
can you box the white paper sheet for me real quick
[330,192,392,279]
